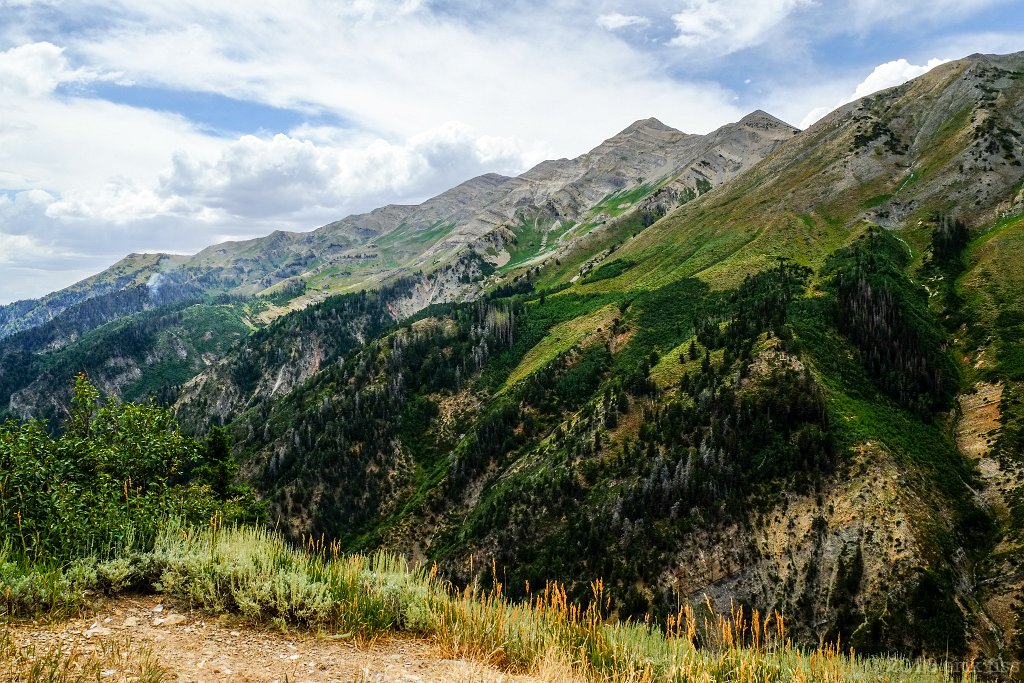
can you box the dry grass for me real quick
[3,522,976,682]
[431,574,972,683]
[0,628,166,683]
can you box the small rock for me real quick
[164,614,187,626]
[153,604,164,613]
[84,626,111,638]
[122,616,140,628]
[230,630,241,637]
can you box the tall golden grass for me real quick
[2,521,975,683]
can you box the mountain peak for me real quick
[737,109,793,129]
[617,117,677,136]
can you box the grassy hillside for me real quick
[154,51,1024,664]
[211,235,984,656]
[5,49,1024,672]
[539,54,1023,297]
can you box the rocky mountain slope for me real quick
[5,48,1024,664]
[587,53,1024,290]
[157,50,1024,661]
[0,113,796,421]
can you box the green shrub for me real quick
[0,374,260,564]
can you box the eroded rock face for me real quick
[664,442,933,643]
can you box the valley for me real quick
[3,49,1024,676]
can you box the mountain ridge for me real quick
[157,49,1024,660]
[0,110,798,341]
[5,49,1024,662]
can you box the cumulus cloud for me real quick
[0,42,80,96]
[669,0,812,54]
[152,123,539,223]
[849,58,952,100]
[0,40,120,98]
[596,13,650,30]
[798,57,950,128]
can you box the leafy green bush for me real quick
[0,374,260,564]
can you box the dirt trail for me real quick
[4,597,541,683]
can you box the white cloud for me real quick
[596,13,650,30]
[151,122,541,223]
[47,177,186,224]
[0,74,221,195]
[67,1,741,146]
[0,42,79,96]
[0,40,121,98]
[669,0,812,54]
[0,232,50,264]
[798,57,950,128]
[849,58,951,99]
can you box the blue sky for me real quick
[0,0,1022,302]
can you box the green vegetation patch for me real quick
[500,215,555,271]
[589,183,658,218]
[0,375,260,568]
[582,259,635,284]
[503,305,619,388]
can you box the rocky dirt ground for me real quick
[2,596,546,683]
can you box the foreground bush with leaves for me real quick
[0,373,261,564]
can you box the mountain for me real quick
[592,54,1024,291]
[5,49,1024,662]
[0,252,188,341]
[0,112,797,421]
[170,50,1024,660]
